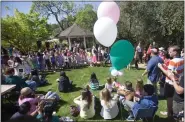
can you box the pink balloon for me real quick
[97,1,120,24]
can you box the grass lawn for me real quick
[37,66,173,122]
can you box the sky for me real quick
[1,1,101,24]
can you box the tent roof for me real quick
[58,23,94,38]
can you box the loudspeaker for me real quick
[37,40,42,49]
[45,42,50,49]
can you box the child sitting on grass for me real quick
[105,77,114,92]
[100,88,119,120]
[73,88,95,119]
[112,77,122,90]
[89,73,99,90]
[36,103,60,122]
[124,84,158,121]
[134,79,144,102]
[117,81,135,102]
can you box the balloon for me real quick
[93,17,117,47]
[110,40,134,70]
[118,71,123,76]
[97,1,120,24]
[111,69,118,76]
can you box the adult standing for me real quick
[147,44,152,61]
[134,49,139,70]
[172,75,184,122]
[136,42,143,63]
[142,48,163,94]
[158,45,184,118]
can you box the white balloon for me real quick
[111,69,118,76]
[118,71,124,76]
[93,17,117,47]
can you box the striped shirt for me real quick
[166,58,184,85]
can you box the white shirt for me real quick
[100,94,119,119]
[43,54,49,60]
[14,63,25,76]
[74,96,95,119]
[105,83,114,92]
[136,46,142,52]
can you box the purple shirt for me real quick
[18,97,38,115]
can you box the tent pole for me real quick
[83,36,86,49]
[68,37,71,50]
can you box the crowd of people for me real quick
[1,44,110,75]
[1,43,184,122]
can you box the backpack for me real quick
[70,105,80,117]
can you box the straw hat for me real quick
[21,87,32,96]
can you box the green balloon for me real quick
[110,40,134,70]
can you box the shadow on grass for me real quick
[39,72,55,76]
[71,84,83,93]
[38,83,52,88]
[154,115,176,122]
[99,85,105,90]
[35,90,49,95]
[56,99,68,112]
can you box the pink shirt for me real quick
[18,97,38,115]
[135,90,143,98]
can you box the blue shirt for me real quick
[132,95,158,116]
[147,55,163,83]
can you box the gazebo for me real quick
[58,23,94,49]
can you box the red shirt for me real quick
[147,46,152,55]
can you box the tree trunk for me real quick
[55,14,64,30]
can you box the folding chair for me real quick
[133,106,158,122]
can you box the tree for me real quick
[118,1,184,47]
[75,4,97,31]
[1,9,50,53]
[31,1,76,30]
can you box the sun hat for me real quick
[21,87,32,96]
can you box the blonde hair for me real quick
[136,79,144,92]
[107,77,112,84]
[100,88,111,107]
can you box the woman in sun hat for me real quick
[18,87,40,115]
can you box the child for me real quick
[117,81,135,102]
[105,77,114,92]
[50,54,56,71]
[18,87,40,115]
[124,84,158,121]
[134,79,144,102]
[89,73,99,90]
[100,88,119,119]
[73,88,95,119]
[36,104,60,122]
[64,53,69,69]
[57,51,64,69]
[10,101,40,119]
[91,46,97,65]
[58,71,73,92]
[112,77,121,90]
